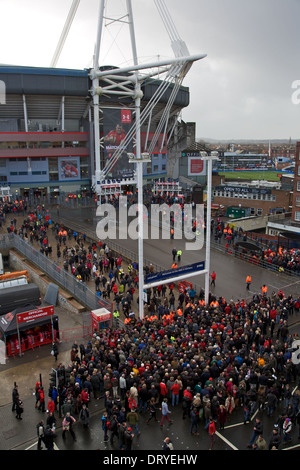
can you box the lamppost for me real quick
[200,151,219,305]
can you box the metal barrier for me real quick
[1,233,109,312]
[211,238,300,278]
[60,325,92,343]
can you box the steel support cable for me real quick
[50,0,80,67]
[154,0,181,44]
[147,71,185,154]
[102,64,181,175]
[102,62,183,176]
[102,68,181,177]
[146,61,188,154]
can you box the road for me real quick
[1,204,299,455]
[14,388,300,452]
[57,205,300,302]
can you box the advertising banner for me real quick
[145,261,205,285]
[188,157,206,176]
[58,156,80,181]
[103,108,134,179]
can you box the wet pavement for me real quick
[1,205,300,454]
[56,205,300,301]
[3,379,300,452]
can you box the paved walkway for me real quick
[1,205,300,452]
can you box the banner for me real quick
[188,157,206,176]
[145,261,205,284]
[16,306,54,325]
[102,108,134,179]
[58,156,80,181]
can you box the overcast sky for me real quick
[1,0,300,141]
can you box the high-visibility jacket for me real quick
[246,276,252,283]
[262,285,267,294]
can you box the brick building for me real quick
[212,174,292,217]
[291,141,300,223]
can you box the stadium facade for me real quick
[0,65,190,201]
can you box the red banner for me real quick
[16,306,54,325]
[121,109,131,124]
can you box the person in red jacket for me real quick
[47,398,55,414]
[171,380,180,406]
[112,283,118,295]
[159,380,168,402]
[81,388,89,405]
[208,416,216,450]
[38,386,45,412]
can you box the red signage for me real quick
[190,159,204,174]
[121,109,131,124]
[17,306,54,325]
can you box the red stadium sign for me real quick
[16,306,54,325]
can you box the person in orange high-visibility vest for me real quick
[246,275,252,290]
[261,284,268,295]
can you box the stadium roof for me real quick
[0,65,189,125]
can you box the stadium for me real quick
[0,63,190,201]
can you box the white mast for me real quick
[50,0,81,68]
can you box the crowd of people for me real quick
[3,201,300,450]
[3,200,300,293]
[4,205,140,315]
[38,285,300,450]
[212,219,300,275]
